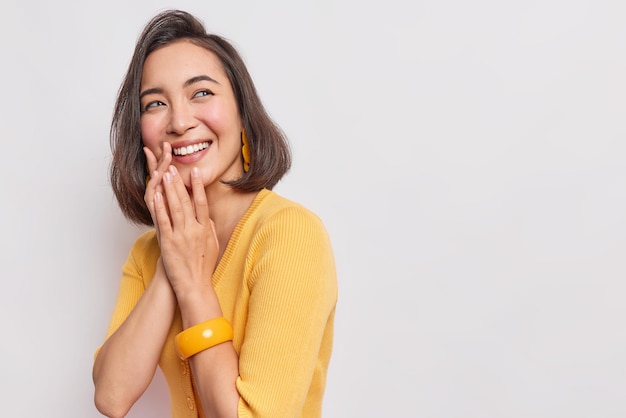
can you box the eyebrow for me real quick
[185,75,220,87]
[140,75,220,100]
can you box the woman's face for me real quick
[140,40,243,189]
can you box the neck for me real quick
[203,184,257,258]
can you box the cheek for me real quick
[140,117,161,151]
[202,107,226,131]
[201,100,240,133]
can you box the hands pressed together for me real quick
[143,143,219,299]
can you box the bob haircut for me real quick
[110,9,291,226]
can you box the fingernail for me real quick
[155,192,163,201]
[169,165,177,175]
[192,167,199,177]
[164,172,172,183]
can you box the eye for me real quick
[193,90,213,98]
[143,100,165,112]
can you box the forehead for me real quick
[141,40,228,87]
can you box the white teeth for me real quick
[173,142,210,156]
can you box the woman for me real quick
[92,9,337,418]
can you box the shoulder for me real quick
[248,190,334,259]
[246,191,337,297]
[132,229,158,251]
[126,229,160,268]
[252,190,326,232]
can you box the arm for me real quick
[93,256,177,418]
[235,207,338,416]
[179,289,241,418]
[153,165,240,417]
[154,166,336,417]
[93,146,177,418]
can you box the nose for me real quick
[166,102,198,135]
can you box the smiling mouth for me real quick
[172,141,211,156]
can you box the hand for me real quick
[144,143,173,242]
[153,165,219,297]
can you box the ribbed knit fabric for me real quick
[100,189,338,417]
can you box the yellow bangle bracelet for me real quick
[175,317,234,360]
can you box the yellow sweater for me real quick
[101,189,338,417]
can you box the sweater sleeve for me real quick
[101,230,156,341]
[236,206,338,417]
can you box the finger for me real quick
[148,144,173,185]
[158,142,173,171]
[190,167,209,225]
[153,144,173,188]
[144,145,172,211]
[144,146,158,174]
[153,191,172,236]
[168,165,197,222]
[156,147,173,195]
[162,169,186,228]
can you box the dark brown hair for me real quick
[110,9,291,226]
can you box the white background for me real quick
[1,1,625,417]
